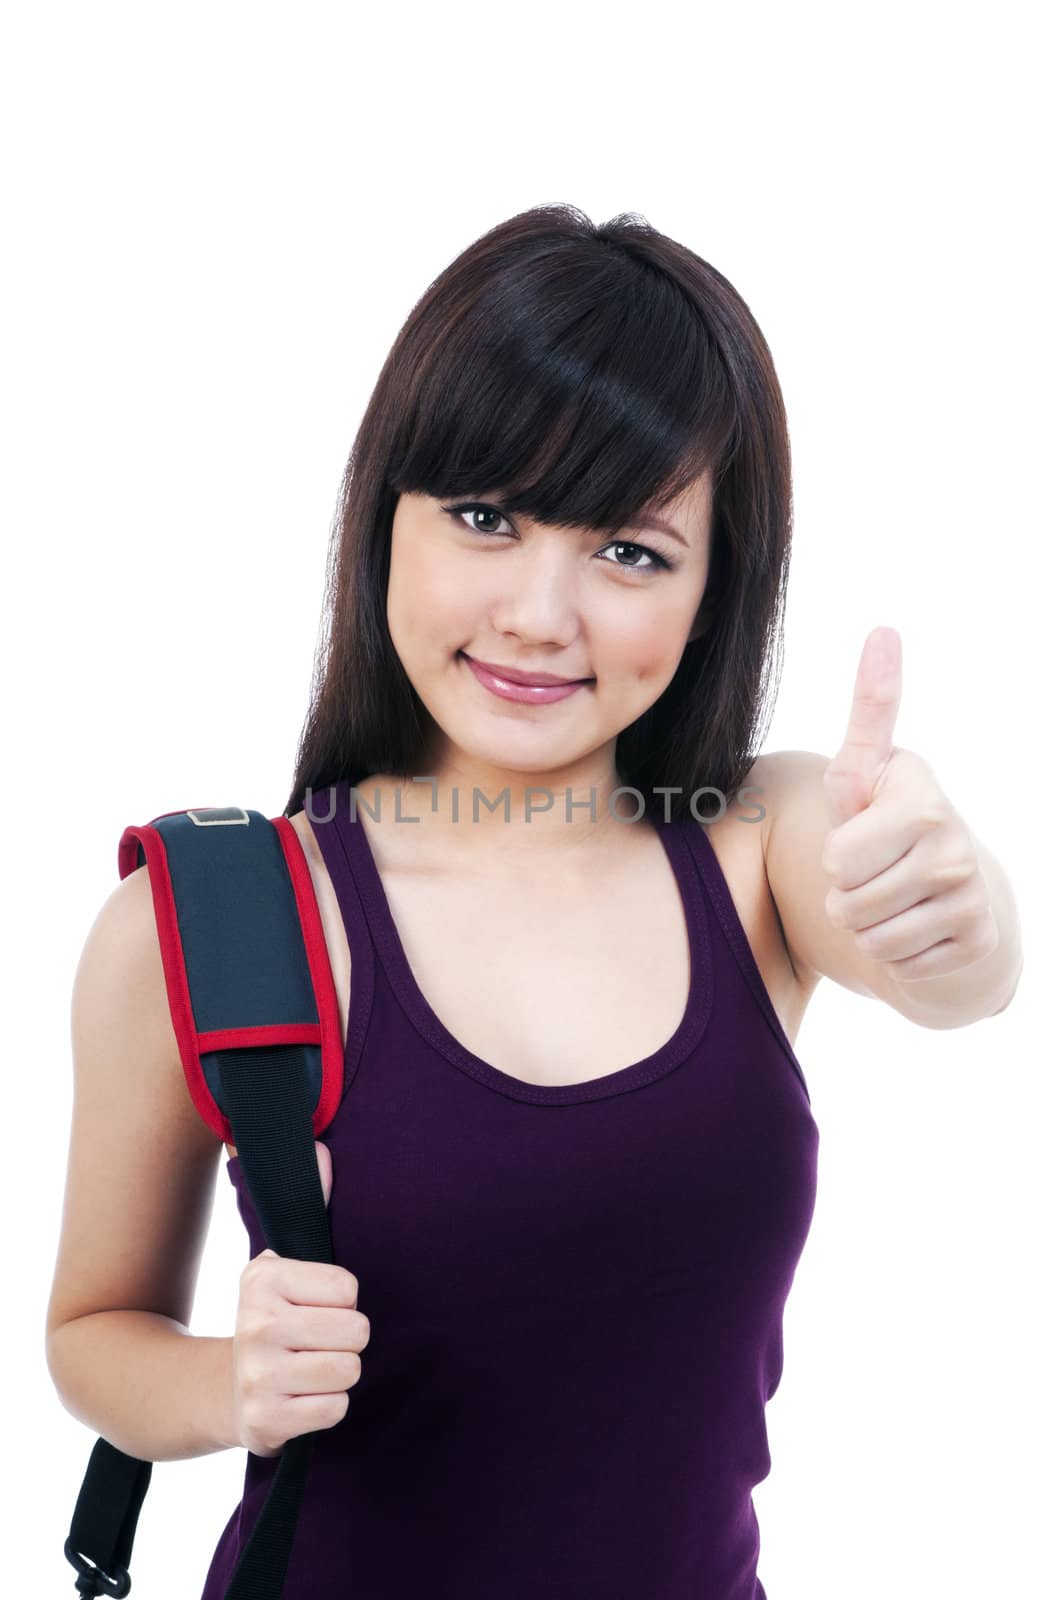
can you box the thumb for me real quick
[315,1139,333,1208]
[823,626,902,830]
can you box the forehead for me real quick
[653,467,712,523]
[638,466,713,545]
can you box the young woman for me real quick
[47,204,1022,1600]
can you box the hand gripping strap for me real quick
[116,805,344,1146]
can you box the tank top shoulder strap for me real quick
[303,780,376,1105]
[674,810,812,1103]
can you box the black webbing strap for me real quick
[213,1041,336,1599]
[64,1442,150,1595]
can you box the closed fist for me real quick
[227,1140,369,1458]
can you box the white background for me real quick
[5,3,1058,1595]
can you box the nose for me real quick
[488,541,583,647]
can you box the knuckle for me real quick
[963,898,994,935]
[820,840,849,883]
[241,1357,268,1393]
[242,1307,277,1345]
[920,796,951,829]
[933,856,972,891]
[245,1399,271,1441]
[824,888,849,928]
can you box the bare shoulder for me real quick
[288,805,323,865]
[47,864,222,1346]
[702,749,818,950]
[287,806,343,939]
[698,755,823,1041]
[742,748,832,994]
[286,806,352,1062]
[745,747,832,824]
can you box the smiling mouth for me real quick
[458,652,595,704]
[458,652,593,686]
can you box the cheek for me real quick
[387,544,476,648]
[596,601,689,680]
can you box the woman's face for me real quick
[386,471,713,790]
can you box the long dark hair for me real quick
[284,203,793,823]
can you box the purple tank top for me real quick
[200,779,819,1599]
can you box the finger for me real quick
[821,794,927,890]
[824,626,902,827]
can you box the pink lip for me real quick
[460,652,593,705]
[462,654,591,686]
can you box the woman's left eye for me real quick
[442,502,673,573]
[598,541,673,573]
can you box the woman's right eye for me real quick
[442,502,515,537]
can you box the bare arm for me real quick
[47,1312,236,1462]
[45,863,239,1461]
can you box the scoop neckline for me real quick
[320,779,713,1106]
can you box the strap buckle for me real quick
[186,806,250,826]
[64,1537,131,1597]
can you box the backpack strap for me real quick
[65,804,342,1599]
[115,804,344,1147]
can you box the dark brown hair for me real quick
[284,203,793,823]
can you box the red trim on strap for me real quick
[197,1023,322,1052]
[273,814,344,1136]
[116,821,233,1145]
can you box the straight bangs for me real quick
[384,237,739,544]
